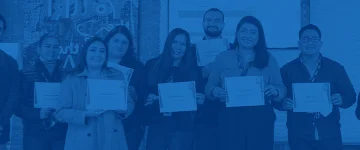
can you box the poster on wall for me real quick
[23,0,139,69]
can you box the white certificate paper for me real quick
[86,79,128,111]
[224,76,265,107]
[34,82,60,108]
[195,38,227,66]
[107,62,134,83]
[158,81,197,113]
[292,83,332,115]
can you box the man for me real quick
[194,8,225,150]
[16,34,67,150]
[276,24,356,150]
[0,14,20,150]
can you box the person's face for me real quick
[86,41,107,69]
[202,11,224,37]
[108,33,129,59]
[171,34,187,60]
[298,29,322,55]
[37,37,60,61]
[0,21,4,38]
[237,23,259,49]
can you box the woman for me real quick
[104,25,147,150]
[55,37,135,150]
[205,16,286,150]
[144,28,205,150]
[16,34,67,150]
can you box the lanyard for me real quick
[236,53,253,76]
[300,57,322,119]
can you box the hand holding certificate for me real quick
[34,82,60,108]
[292,83,332,116]
[86,79,128,111]
[196,38,227,66]
[158,81,197,113]
[224,76,265,107]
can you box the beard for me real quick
[204,27,222,37]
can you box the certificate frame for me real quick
[292,82,331,113]
[224,76,265,107]
[158,81,197,113]
[86,79,128,111]
[34,82,61,108]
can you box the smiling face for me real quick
[202,11,224,37]
[37,37,60,62]
[237,23,259,49]
[86,41,107,69]
[171,34,187,60]
[298,29,322,55]
[107,33,129,59]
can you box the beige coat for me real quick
[55,69,135,150]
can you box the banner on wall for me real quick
[23,0,139,69]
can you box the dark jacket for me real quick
[144,57,205,131]
[278,55,356,139]
[118,59,148,127]
[16,59,68,140]
[0,50,19,144]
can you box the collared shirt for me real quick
[279,54,356,139]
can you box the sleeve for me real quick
[267,54,287,110]
[54,76,87,126]
[355,92,360,120]
[15,72,42,122]
[204,54,223,101]
[0,59,20,126]
[129,63,148,120]
[335,65,356,109]
[201,62,214,79]
[118,94,136,119]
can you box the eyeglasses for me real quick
[301,37,320,43]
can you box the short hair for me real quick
[38,34,59,47]
[298,24,322,39]
[203,8,224,22]
[0,14,6,31]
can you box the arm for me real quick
[55,76,87,126]
[335,65,356,109]
[204,55,222,101]
[15,72,42,122]
[118,87,136,119]
[267,54,287,110]
[0,59,20,126]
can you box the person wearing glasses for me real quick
[275,24,356,150]
[16,34,68,150]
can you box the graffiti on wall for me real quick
[23,0,139,69]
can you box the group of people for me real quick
[0,7,360,150]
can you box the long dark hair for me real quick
[233,16,269,69]
[104,25,137,65]
[71,37,109,74]
[148,28,196,85]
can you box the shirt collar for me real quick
[299,53,323,65]
[202,36,222,40]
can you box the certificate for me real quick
[107,62,134,83]
[86,79,128,111]
[34,82,60,108]
[292,83,332,114]
[158,81,197,113]
[224,76,265,107]
[195,38,227,66]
